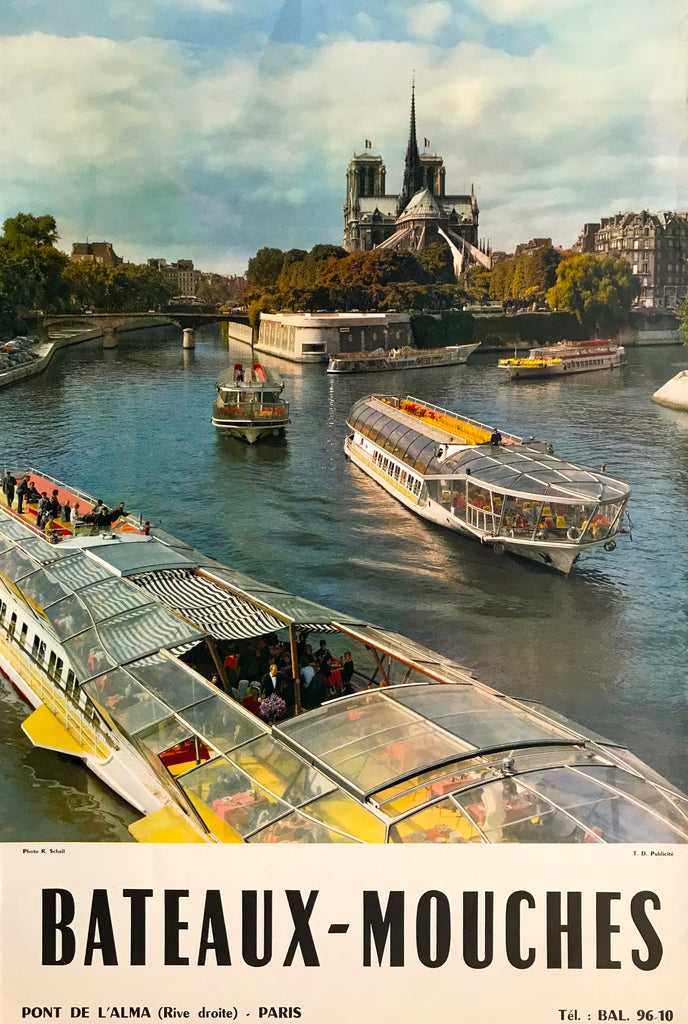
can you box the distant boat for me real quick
[651,368,688,410]
[212,363,289,443]
[328,342,479,374]
[498,339,625,380]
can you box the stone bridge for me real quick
[36,311,249,349]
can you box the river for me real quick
[1,325,687,841]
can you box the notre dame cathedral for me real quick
[343,86,490,276]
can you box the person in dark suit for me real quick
[260,663,280,698]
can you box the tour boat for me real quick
[345,394,632,574]
[498,339,625,379]
[3,470,685,845]
[212,362,289,443]
[327,342,480,374]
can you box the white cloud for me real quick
[0,0,684,271]
[405,2,453,41]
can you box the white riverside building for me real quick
[227,312,413,364]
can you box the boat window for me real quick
[275,692,467,795]
[0,548,37,582]
[94,603,204,665]
[586,501,623,541]
[128,656,214,711]
[180,758,290,838]
[83,669,171,735]
[16,535,66,563]
[76,577,153,622]
[575,766,688,834]
[406,436,441,472]
[389,799,484,843]
[63,627,117,680]
[389,687,575,747]
[229,734,335,805]
[262,392,279,403]
[45,594,93,639]
[454,777,599,843]
[512,768,687,843]
[47,552,112,590]
[300,790,386,843]
[179,694,265,753]
[135,716,198,757]
[248,810,359,843]
[20,569,71,610]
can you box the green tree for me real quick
[0,213,69,335]
[416,242,455,284]
[548,253,635,334]
[246,247,285,289]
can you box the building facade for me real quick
[576,211,688,309]
[343,87,489,275]
[70,241,122,267]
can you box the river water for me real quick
[1,326,687,841]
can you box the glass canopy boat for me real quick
[2,471,683,845]
[327,342,480,374]
[345,394,631,574]
[212,362,289,443]
[498,339,625,380]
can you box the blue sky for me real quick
[0,0,685,273]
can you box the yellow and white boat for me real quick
[1,470,685,845]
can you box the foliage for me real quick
[547,253,635,333]
[0,213,69,335]
[246,247,286,289]
[415,241,455,284]
[64,261,173,312]
[487,245,561,306]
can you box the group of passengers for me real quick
[1,471,127,536]
[217,630,355,719]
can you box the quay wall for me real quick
[411,310,683,352]
[0,329,104,389]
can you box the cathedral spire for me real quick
[401,78,422,210]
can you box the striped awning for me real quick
[130,568,286,640]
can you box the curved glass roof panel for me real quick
[128,655,214,711]
[135,716,196,755]
[575,766,688,834]
[20,568,71,610]
[389,685,575,747]
[47,552,112,590]
[95,604,204,663]
[517,768,688,843]
[390,798,484,843]
[230,735,335,805]
[248,811,359,843]
[300,790,386,843]
[62,628,117,679]
[0,547,38,581]
[275,691,468,795]
[83,669,172,735]
[179,694,265,753]
[76,576,154,621]
[0,519,35,541]
[44,593,93,640]
[180,758,290,838]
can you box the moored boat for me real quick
[327,342,480,374]
[3,470,684,845]
[498,339,625,379]
[345,394,632,574]
[212,362,289,443]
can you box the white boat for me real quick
[327,342,480,374]
[212,362,289,443]
[3,471,685,844]
[651,368,688,410]
[498,339,625,379]
[345,394,632,574]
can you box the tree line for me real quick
[0,213,174,338]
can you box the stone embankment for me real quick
[0,328,105,388]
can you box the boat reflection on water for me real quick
[1,470,686,846]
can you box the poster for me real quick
[1,1,687,1023]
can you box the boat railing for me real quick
[214,400,290,422]
[466,503,497,534]
[400,397,523,445]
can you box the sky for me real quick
[0,0,686,275]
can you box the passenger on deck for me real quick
[3,472,16,508]
[341,651,355,689]
[27,481,40,503]
[241,682,262,717]
[49,490,61,517]
[15,476,29,514]
[490,429,502,446]
[37,493,51,527]
[70,502,82,525]
[260,663,280,698]
[316,638,333,671]
[60,500,71,523]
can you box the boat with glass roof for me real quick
[2,470,684,846]
[345,394,632,574]
[498,339,625,379]
[327,343,480,374]
[212,362,289,443]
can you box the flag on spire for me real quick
[424,138,430,148]
[365,139,372,149]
